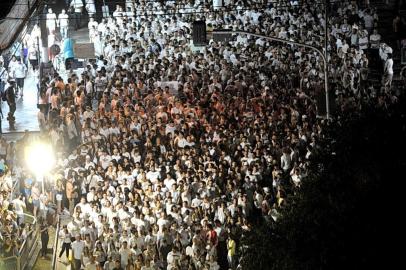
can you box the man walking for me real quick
[85,0,96,18]
[58,9,69,40]
[384,53,394,90]
[46,8,57,35]
[4,80,17,130]
[13,59,27,97]
[40,219,49,258]
[71,235,84,270]
[70,0,84,30]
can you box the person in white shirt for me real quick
[379,43,393,62]
[82,106,94,121]
[280,148,292,172]
[12,194,26,224]
[358,30,369,50]
[8,55,19,77]
[70,0,84,30]
[146,167,160,183]
[88,17,98,42]
[85,0,96,17]
[27,45,38,71]
[46,8,57,35]
[213,0,223,10]
[13,59,27,96]
[71,235,85,270]
[341,39,349,54]
[363,12,374,33]
[58,227,72,261]
[119,241,133,268]
[383,53,394,89]
[57,9,69,39]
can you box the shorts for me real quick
[33,199,40,207]
[16,77,24,89]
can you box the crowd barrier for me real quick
[0,213,39,270]
[51,214,61,270]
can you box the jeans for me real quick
[59,242,70,259]
[41,234,49,257]
[228,254,235,269]
[74,259,81,270]
[73,12,81,30]
[60,26,68,39]
[17,214,25,225]
[0,80,5,93]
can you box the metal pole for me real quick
[212,30,330,119]
[39,3,49,63]
[324,0,330,119]
[37,35,41,66]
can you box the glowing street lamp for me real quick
[25,142,55,193]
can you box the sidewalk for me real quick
[33,212,72,270]
[32,225,55,270]
[1,71,39,134]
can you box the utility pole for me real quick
[212,30,330,119]
[39,1,49,63]
[324,0,330,119]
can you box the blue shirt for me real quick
[63,38,75,59]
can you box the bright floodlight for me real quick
[25,142,55,177]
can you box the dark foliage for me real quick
[241,96,406,270]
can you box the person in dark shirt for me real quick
[40,219,49,258]
[4,80,16,128]
[5,81,15,100]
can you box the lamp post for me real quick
[25,142,55,194]
[212,30,330,119]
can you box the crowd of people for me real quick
[0,0,403,269]
[0,136,36,258]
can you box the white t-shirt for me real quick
[72,240,85,260]
[120,248,132,267]
[58,13,69,27]
[71,0,84,13]
[12,198,26,215]
[46,13,57,29]
[13,63,27,79]
[385,58,394,75]
[146,171,160,182]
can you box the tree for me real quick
[241,96,406,270]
